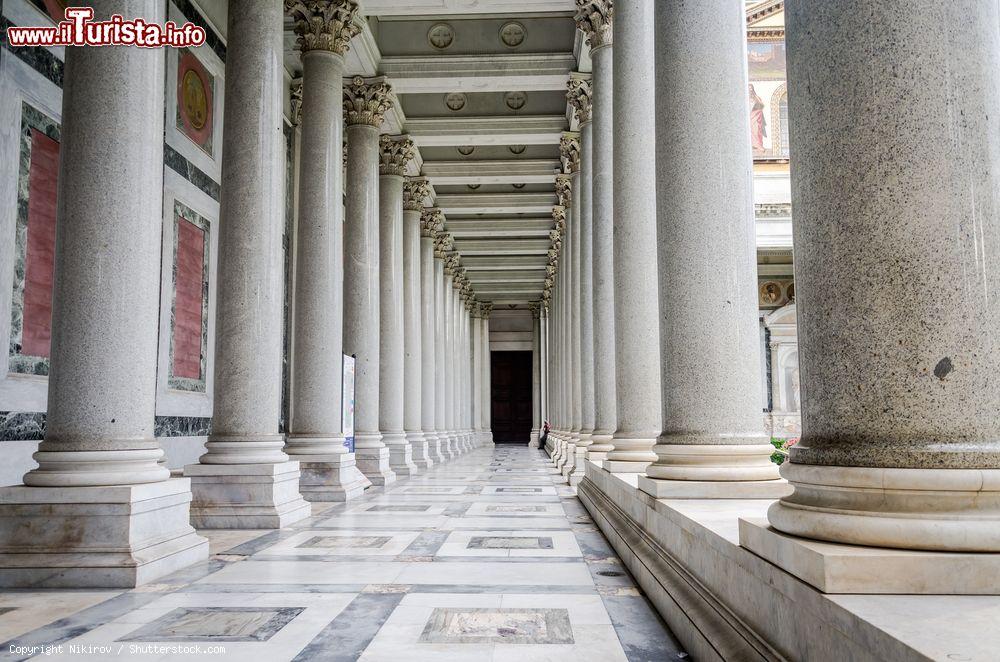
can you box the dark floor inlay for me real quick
[298,535,392,549]
[467,536,554,550]
[120,607,304,642]
[420,607,574,644]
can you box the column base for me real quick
[769,463,1000,552]
[529,429,540,448]
[408,431,434,469]
[356,446,397,485]
[428,433,447,463]
[645,444,781,482]
[185,462,311,529]
[603,460,651,474]
[293,453,371,502]
[0,479,208,588]
[480,431,494,446]
[739,517,1000,594]
[638,475,791,499]
[385,431,418,476]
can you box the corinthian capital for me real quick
[528,302,541,319]
[555,174,572,207]
[403,177,431,210]
[421,207,444,238]
[344,76,393,127]
[552,204,567,231]
[480,302,494,320]
[575,0,613,50]
[285,0,361,55]
[566,73,593,125]
[379,135,415,176]
[560,132,581,174]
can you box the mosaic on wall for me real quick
[168,200,210,392]
[175,47,215,157]
[746,4,789,160]
[9,103,60,377]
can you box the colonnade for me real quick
[546,0,1000,578]
[0,0,490,588]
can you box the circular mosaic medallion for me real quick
[428,23,455,50]
[499,21,526,48]
[177,51,213,149]
[508,145,527,155]
[760,281,783,305]
[457,145,476,156]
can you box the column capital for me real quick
[548,227,562,249]
[470,301,483,318]
[566,72,593,125]
[555,174,572,207]
[560,132,581,174]
[379,134,416,176]
[552,204,567,230]
[290,77,303,126]
[421,207,444,238]
[285,0,361,55]
[575,0,613,51]
[435,232,452,259]
[528,302,541,319]
[344,75,393,127]
[480,302,494,320]
[548,248,560,268]
[403,177,431,210]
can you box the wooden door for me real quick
[490,351,533,443]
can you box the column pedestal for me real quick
[186,462,311,528]
[297,453,369,502]
[0,479,207,588]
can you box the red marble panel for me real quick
[172,218,205,380]
[21,129,59,358]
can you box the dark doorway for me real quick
[490,351,533,443]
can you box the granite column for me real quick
[185,0,311,527]
[639,0,783,499]
[378,135,418,476]
[605,0,661,474]
[419,208,444,463]
[763,0,1000,551]
[403,179,433,468]
[283,0,369,502]
[0,0,208,587]
[529,304,542,448]
[343,76,395,485]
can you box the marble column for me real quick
[605,0,661,474]
[0,0,207,587]
[185,0,311,528]
[549,201,567,461]
[481,303,494,444]
[585,7,616,464]
[283,0,369,503]
[451,267,469,451]
[471,304,485,444]
[529,304,542,448]
[540,304,549,438]
[569,134,583,459]
[378,135,418,476]
[555,200,572,466]
[443,253,459,454]
[433,233,454,458]
[568,74,595,484]
[419,207,445,464]
[403,178,433,469]
[764,0,1000,551]
[343,76,396,485]
[639,0,783,499]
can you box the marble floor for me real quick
[0,446,686,661]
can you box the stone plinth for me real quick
[185,462,311,529]
[298,454,370,502]
[0,479,208,588]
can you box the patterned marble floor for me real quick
[1,446,687,661]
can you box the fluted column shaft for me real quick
[767,0,1000,551]
[606,0,661,473]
